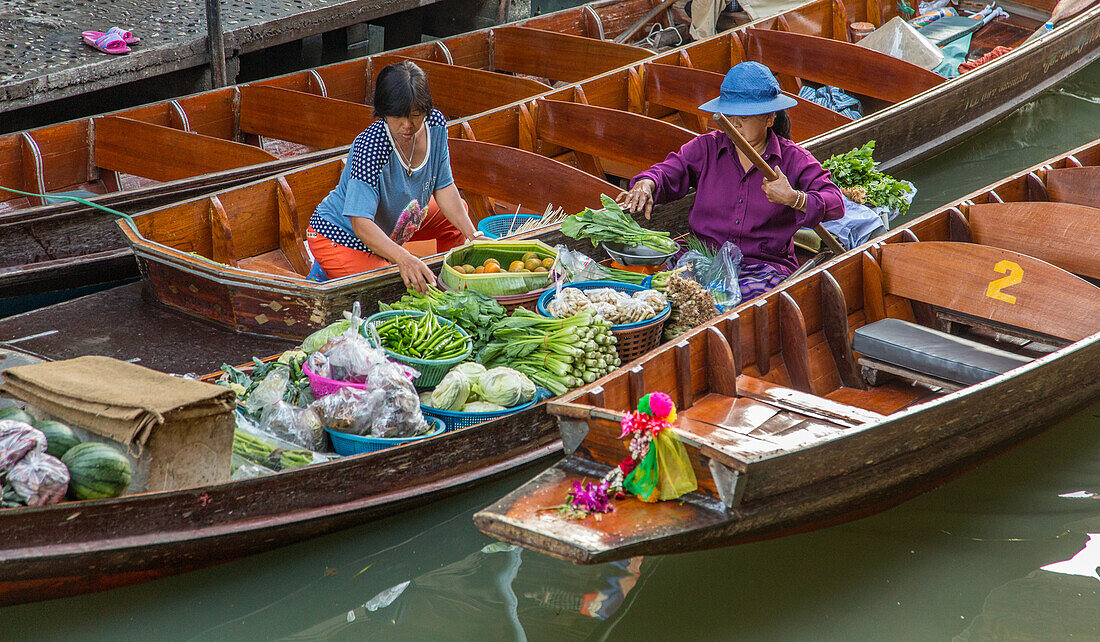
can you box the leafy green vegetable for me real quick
[822,141,914,216]
[430,369,473,411]
[476,367,536,408]
[684,234,716,258]
[561,194,680,254]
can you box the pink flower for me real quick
[567,479,613,514]
[647,392,674,419]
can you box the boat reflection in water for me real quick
[281,548,648,639]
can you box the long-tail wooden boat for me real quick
[3,0,1096,305]
[0,140,1092,611]
[0,0,681,301]
[472,138,1100,564]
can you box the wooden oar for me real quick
[710,113,847,256]
[614,0,681,44]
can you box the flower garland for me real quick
[557,392,697,519]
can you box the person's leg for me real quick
[306,227,390,278]
[738,262,788,301]
[410,196,469,253]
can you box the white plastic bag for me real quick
[7,450,69,506]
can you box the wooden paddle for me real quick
[710,113,847,256]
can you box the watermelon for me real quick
[60,443,133,500]
[34,420,81,459]
[0,407,36,425]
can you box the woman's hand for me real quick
[395,250,436,294]
[617,179,656,219]
[762,166,799,208]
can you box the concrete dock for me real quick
[0,0,460,116]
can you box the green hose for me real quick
[0,184,139,232]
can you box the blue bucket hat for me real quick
[698,61,798,116]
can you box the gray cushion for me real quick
[852,318,1033,386]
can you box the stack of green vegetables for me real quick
[372,312,469,361]
[232,430,315,471]
[219,350,311,410]
[561,195,679,254]
[822,141,915,216]
[379,286,506,353]
[477,309,620,396]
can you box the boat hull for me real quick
[0,406,560,606]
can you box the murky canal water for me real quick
[3,59,1099,642]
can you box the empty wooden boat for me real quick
[472,139,1100,564]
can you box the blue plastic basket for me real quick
[421,388,551,432]
[477,213,541,239]
[324,417,446,455]
[536,281,671,330]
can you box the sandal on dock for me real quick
[81,31,132,55]
[81,27,141,45]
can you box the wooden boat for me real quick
[3,0,1096,305]
[472,139,1100,564]
[0,0,680,301]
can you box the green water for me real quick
[4,61,1100,642]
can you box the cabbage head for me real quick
[477,367,536,408]
[452,362,487,381]
[430,370,472,411]
[462,401,507,413]
[301,320,351,354]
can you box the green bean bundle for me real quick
[233,430,315,471]
[372,312,469,361]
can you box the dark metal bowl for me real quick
[602,241,677,266]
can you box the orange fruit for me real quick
[521,251,539,263]
[509,260,525,272]
[541,257,555,269]
[484,258,500,269]
[474,266,486,274]
[524,258,542,271]
[462,264,475,274]
[486,265,503,274]
[534,266,549,273]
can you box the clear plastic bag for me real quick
[633,289,668,312]
[550,245,622,283]
[241,366,289,415]
[545,287,591,318]
[585,288,627,306]
[7,450,69,506]
[675,241,743,311]
[234,412,334,469]
[310,386,428,439]
[0,420,46,475]
[260,400,326,451]
[614,296,655,324]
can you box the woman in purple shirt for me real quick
[619,62,844,299]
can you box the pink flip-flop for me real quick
[82,31,130,54]
[81,27,140,45]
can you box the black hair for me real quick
[373,61,433,119]
[770,110,791,140]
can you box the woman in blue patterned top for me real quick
[307,61,480,292]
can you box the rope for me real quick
[0,184,139,232]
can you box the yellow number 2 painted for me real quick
[985,260,1022,304]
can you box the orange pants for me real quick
[307,196,467,278]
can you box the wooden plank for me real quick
[736,374,884,426]
[706,326,738,397]
[779,292,813,393]
[492,26,651,83]
[742,28,943,103]
[680,393,781,435]
[370,55,550,119]
[880,241,1100,342]
[819,270,863,389]
[967,202,1100,280]
[207,196,238,267]
[752,299,771,375]
[1044,166,1100,209]
[447,138,618,216]
[535,99,696,175]
[93,116,277,182]
[861,250,886,323]
[239,86,373,150]
[276,177,309,276]
[642,63,852,142]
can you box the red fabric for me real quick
[959,46,1013,74]
[306,196,466,278]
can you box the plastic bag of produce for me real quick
[241,366,289,415]
[476,367,536,408]
[613,296,656,324]
[675,241,743,311]
[429,370,473,411]
[6,450,69,506]
[259,400,326,451]
[233,413,333,470]
[311,386,428,438]
[301,320,352,354]
[633,289,668,313]
[0,420,46,475]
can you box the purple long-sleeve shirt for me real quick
[631,130,844,275]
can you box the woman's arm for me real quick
[432,182,479,240]
[619,135,710,217]
[762,149,844,227]
[349,216,436,293]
